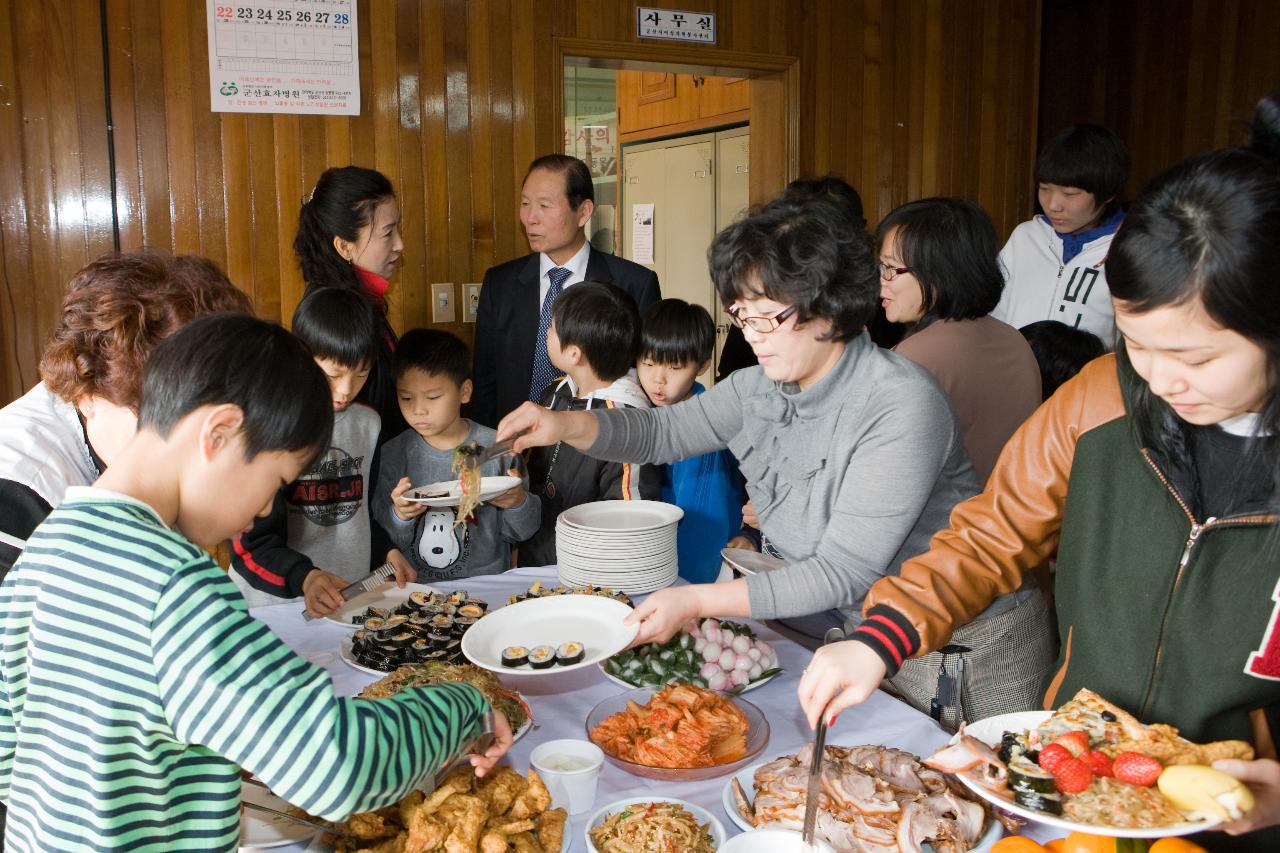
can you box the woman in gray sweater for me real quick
[499,196,1052,725]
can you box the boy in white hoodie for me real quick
[519,281,661,567]
[993,123,1129,343]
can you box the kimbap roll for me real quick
[502,646,529,668]
[409,591,431,607]
[364,617,386,632]
[528,645,556,669]
[555,641,585,666]
[457,604,485,620]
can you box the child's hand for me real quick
[741,500,759,529]
[391,477,427,521]
[386,549,416,587]
[301,569,349,618]
[486,468,527,509]
[468,711,514,778]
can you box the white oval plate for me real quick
[720,547,786,577]
[585,796,726,853]
[461,595,638,675]
[323,582,448,628]
[598,664,780,694]
[953,711,1221,838]
[240,780,314,849]
[722,759,1004,851]
[404,475,521,506]
[559,500,683,533]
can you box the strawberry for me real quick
[1038,742,1073,773]
[1083,749,1115,777]
[1113,752,1162,787]
[1052,730,1091,757]
[1051,755,1093,794]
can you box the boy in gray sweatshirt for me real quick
[375,330,539,581]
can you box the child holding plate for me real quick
[375,329,539,581]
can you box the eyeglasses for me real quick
[879,262,911,281]
[727,303,798,334]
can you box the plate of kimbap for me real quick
[325,584,484,628]
[461,594,638,675]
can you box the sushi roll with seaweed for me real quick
[555,641,585,666]
[501,646,529,668]
[528,645,556,669]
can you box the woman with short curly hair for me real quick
[0,251,250,577]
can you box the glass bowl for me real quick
[584,685,770,781]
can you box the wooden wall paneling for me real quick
[441,0,471,336]
[273,115,304,320]
[466,0,495,321]
[419,0,450,326]
[486,0,517,296]
[186,1,228,270]
[393,0,427,334]
[69,0,115,263]
[0,3,38,399]
[130,1,173,252]
[860,0,884,222]
[159,1,199,253]
[810,0,832,173]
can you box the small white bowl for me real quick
[719,828,838,853]
[584,796,726,853]
[529,739,604,816]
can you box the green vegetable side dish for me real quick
[602,618,782,694]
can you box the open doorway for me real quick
[556,41,798,386]
[565,68,750,386]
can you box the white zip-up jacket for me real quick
[994,215,1118,343]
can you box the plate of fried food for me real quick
[304,765,568,853]
[586,797,725,853]
[586,682,769,781]
[722,744,1004,852]
[925,688,1255,838]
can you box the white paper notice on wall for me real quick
[206,1,360,115]
[632,204,655,265]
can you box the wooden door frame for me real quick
[551,37,800,205]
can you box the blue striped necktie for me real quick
[529,266,571,401]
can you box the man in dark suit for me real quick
[472,155,661,427]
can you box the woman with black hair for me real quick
[498,196,1038,714]
[877,197,1042,483]
[801,95,1280,850]
[993,123,1129,342]
[295,166,406,435]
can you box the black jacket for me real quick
[517,375,662,567]
[471,246,660,428]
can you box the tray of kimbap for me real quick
[326,583,476,628]
[460,594,638,675]
[339,589,487,673]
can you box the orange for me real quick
[992,839,1051,853]
[1148,840,1210,853]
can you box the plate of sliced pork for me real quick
[722,742,1005,853]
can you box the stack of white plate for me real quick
[555,500,683,594]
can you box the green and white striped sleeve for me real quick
[151,558,488,820]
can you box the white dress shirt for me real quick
[537,240,591,305]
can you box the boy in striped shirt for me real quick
[0,314,511,852]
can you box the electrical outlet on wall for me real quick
[431,283,455,323]
[463,283,482,322]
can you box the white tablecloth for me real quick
[249,565,1050,851]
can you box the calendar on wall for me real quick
[207,1,360,115]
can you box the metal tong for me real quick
[458,428,529,469]
[802,627,847,849]
[302,561,395,622]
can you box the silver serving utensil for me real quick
[802,627,846,848]
[242,799,355,840]
[460,428,530,469]
[302,561,395,622]
[427,709,497,792]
